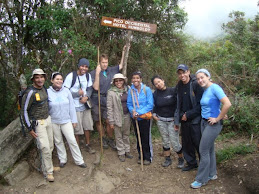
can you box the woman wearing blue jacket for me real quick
[127,71,154,165]
[48,72,86,168]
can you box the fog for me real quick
[180,0,259,39]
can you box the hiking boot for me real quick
[46,174,54,182]
[118,155,126,162]
[143,160,151,165]
[85,144,96,154]
[137,159,141,164]
[125,152,133,159]
[102,137,109,149]
[208,175,218,181]
[53,167,61,172]
[177,157,184,169]
[190,181,206,189]
[107,138,117,151]
[78,163,87,168]
[162,157,172,167]
[59,163,66,168]
[182,164,198,171]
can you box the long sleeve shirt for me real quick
[47,86,77,124]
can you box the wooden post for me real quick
[97,47,103,155]
[122,29,132,77]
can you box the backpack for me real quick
[70,71,90,88]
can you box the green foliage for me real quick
[151,123,162,139]
[226,95,259,135]
[216,132,237,141]
[0,78,16,129]
[216,144,256,163]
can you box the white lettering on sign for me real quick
[113,19,123,23]
[101,16,157,34]
[113,23,126,28]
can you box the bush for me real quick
[225,94,259,136]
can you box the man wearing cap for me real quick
[90,46,126,150]
[21,68,56,182]
[63,58,95,154]
[174,64,204,171]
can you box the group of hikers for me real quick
[20,45,231,189]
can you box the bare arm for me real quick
[92,65,101,91]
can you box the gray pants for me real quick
[157,120,182,152]
[195,119,222,183]
[114,114,131,156]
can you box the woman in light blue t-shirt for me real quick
[191,69,231,189]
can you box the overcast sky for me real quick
[179,0,259,39]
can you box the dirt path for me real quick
[0,136,255,194]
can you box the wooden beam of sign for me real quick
[101,16,157,34]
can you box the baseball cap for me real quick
[31,68,46,80]
[177,64,189,72]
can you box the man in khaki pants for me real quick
[21,69,58,182]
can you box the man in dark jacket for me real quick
[174,64,203,171]
[21,69,57,181]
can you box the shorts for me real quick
[91,103,107,122]
[74,109,94,135]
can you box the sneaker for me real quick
[143,160,151,165]
[182,164,198,171]
[102,137,109,149]
[59,163,66,168]
[118,155,126,162]
[53,167,61,172]
[85,144,96,154]
[208,175,218,181]
[177,158,184,169]
[190,181,206,189]
[162,157,172,167]
[125,152,133,159]
[107,138,117,151]
[46,174,54,182]
[78,163,87,168]
[137,159,141,164]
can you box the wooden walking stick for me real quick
[131,89,144,171]
[97,46,104,155]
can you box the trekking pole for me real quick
[131,90,144,171]
[97,46,103,155]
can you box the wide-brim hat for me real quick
[30,68,46,80]
[112,73,127,83]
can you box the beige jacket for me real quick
[107,86,129,127]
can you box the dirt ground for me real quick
[0,134,258,194]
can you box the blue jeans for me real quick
[195,119,222,183]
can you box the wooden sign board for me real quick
[101,16,157,34]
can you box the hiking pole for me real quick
[97,46,103,155]
[131,90,144,171]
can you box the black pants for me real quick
[181,121,201,166]
[132,119,152,162]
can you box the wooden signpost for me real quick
[101,16,157,171]
[101,16,157,34]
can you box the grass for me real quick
[216,143,256,164]
[216,131,237,141]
